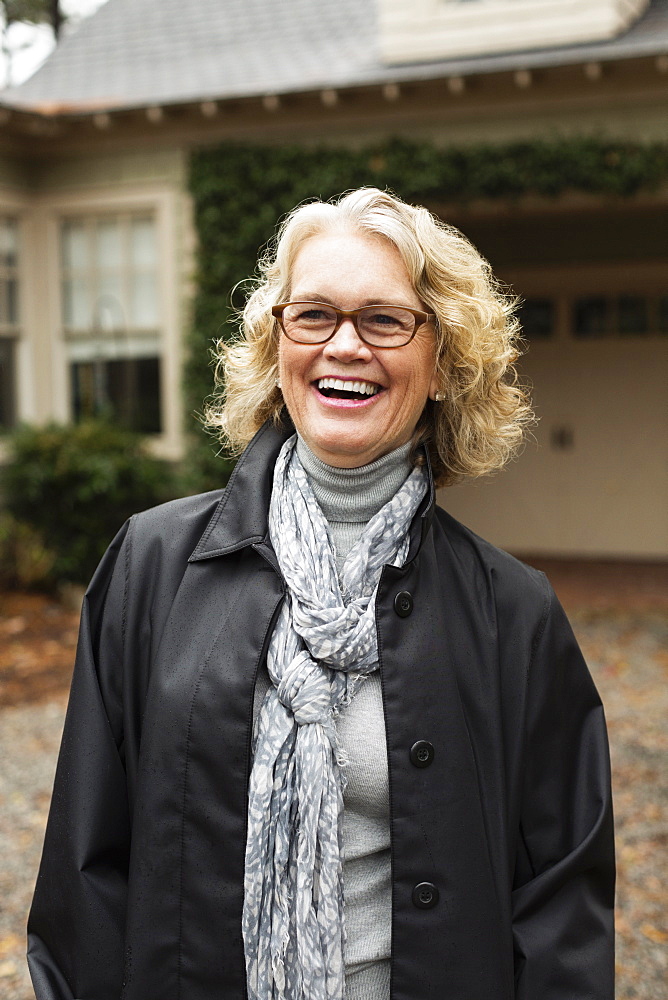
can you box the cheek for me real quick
[278,343,299,385]
[401,346,437,404]
[278,345,317,410]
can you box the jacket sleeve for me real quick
[511,584,615,999]
[27,521,132,1000]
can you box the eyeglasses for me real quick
[271,301,435,348]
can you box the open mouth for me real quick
[316,377,382,401]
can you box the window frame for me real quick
[44,187,183,459]
[0,212,22,433]
[501,260,668,344]
[59,210,163,434]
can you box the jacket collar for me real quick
[189,419,292,561]
[189,418,436,563]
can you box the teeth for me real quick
[317,378,380,396]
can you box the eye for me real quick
[292,304,335,325]
[361,307,411,332]
[368,311,401,327]
[300,308,329,321]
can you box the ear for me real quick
[427,369,440,401]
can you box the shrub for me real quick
[1,422,175,585]
[0,511,57,589]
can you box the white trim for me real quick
[65,332,160,362]
[27,183,184,458]
[0,188,34,426]
[378,0,651,65]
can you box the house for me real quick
[0,0,666,558]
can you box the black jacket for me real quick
[28,420,615,1000]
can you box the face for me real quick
[277,230,439,468]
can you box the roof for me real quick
[4,0,668,113]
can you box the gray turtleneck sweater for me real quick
[252,437,413,1000]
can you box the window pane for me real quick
[96,219,122,269]
[63,212,161,433]
[573,297,610,338]
[618,295,648,335]
[70,360,99,421]
[62,277,91,329]
[96,274,124,328]
[518,298,554,338]
[130,273,158,327]
[62,222,88,270]
[6,278,17,325]
[658,296,668,334]
[130,217,156,268]
[0,218,18,268]
[71,356,161,433]
[0,336,15,429]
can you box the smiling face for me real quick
[277,230,439,468]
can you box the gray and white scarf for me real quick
[242,435,427,1000]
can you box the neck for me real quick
[296,436,413,524]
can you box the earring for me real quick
[434,391,445,402]
[275,378,282,389]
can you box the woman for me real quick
[28,188,614,1000]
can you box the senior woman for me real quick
[28,188,614,1000]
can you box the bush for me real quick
[0,511,57,589]
[1,422,176,586]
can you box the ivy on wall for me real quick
[186,136,668,491]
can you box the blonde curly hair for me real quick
[205,187,532,487]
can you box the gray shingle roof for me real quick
[5,0,668,112]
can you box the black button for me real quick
[412,882,439,909]
[394,591,413,617]
[410,740,434,768]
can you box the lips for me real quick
[316,377,382,400]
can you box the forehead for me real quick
[289,230,420,307]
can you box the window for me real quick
[61,213,162,433]
[509,283,667,342]
[573,294,667,339]
[0,215,19,431]
[573,297,610,338]
[659,296,668,335]
[518,298,555,339]
[0,337,16,429]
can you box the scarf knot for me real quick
[243,435,427,1000]
[276,650,332,726]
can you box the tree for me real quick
[1,0,64,87]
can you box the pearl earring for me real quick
[275,378,282,389]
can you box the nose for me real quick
[322,318,373,362]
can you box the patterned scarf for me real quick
[242,435,427,1000]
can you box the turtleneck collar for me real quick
[295,435,414,524]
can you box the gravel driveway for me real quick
[1,580,666,999]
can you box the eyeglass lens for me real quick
[281,303,416,346]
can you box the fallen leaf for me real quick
[0,933,21,957]
[640,923,668,944]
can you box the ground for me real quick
[0,560,666,998]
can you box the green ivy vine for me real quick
[185,136,668,491]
